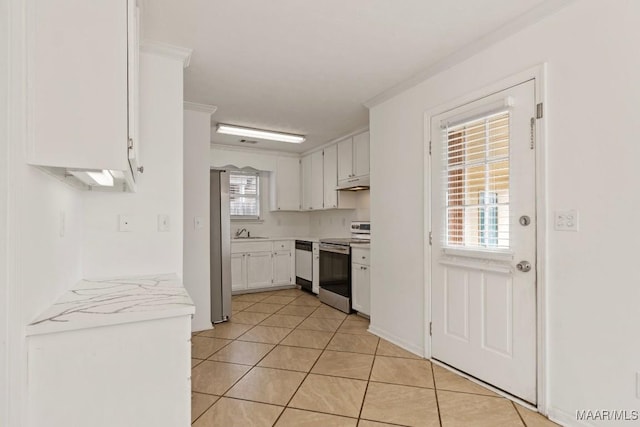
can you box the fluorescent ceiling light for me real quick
[70,170,114,187]
[216,124,305,144]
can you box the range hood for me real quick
[337,175,369,191]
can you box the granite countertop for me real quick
[27,273,195,336]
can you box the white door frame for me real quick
[423,64,549,413]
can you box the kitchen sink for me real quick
[233,236,269,240]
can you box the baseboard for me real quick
[367,324,425,357]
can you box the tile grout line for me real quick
[271,302,352,426]
[356,333,380,422]
[193,289,370,425]
[512,400,528,427]
[431,362,444,427]
[226,290,327,426]
[193,291,306,419]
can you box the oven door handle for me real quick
[319,243,350,255]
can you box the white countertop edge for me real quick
[231,236,322,243]
[26,306,195,337]
[26,273,195,336]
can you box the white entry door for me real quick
[430,80,537,403]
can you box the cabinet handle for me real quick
[128,138,134,149]
[348,178,358,182]
[137,166,144,173]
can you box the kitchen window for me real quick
[229,172,261,220]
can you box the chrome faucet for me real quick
[235,228,248,238]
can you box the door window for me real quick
[444,111,510,250]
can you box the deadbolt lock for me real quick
[516,261,532,272]
[519,215,531,226]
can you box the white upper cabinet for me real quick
[337,138,354,182]
[353,131,370,178]
[26,0,140,191]
[337,131,370,189]
[323,145,338,209]
[301,151,324,211]
[311,151,324,210]
[323,145,356,210]
[301,154,313,210]
[270,156,301,211]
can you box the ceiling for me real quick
[142,0,548,153]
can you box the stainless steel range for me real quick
[319,221,370,313]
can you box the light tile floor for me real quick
[191,288,558,427]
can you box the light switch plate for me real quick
[636,372,640,399]
[554,209,578,231]
[158,214,170,232]
[118,215,133,232]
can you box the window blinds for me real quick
[444,111,510,250]
[229,172,260,219]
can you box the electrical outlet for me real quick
[158,214,170,232]
[554,209,578,231]
[118,215,133,232]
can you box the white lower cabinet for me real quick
[231,253,246,291]
[231,240,295,292]
[273,251,293,285]
[27,315,191,427]
[351,247,370,316]
[247,252,274,289]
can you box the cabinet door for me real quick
[273,252,292,285]
[353,131,370,178]
[247,252,273,289]
[323,145,338,209]
[311,151,324,210]
[127,0,141,178]
[231,253,246,291]
[337,138,354,181]
[301,154,313,211]
[27,0,128,171]
[273,157,301,211]
[352,263,371,316]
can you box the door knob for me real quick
[516,261,531,272]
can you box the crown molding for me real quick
[301,125,369,157]
[364,0,575,108]
[140,41,193,68]
[184,102,217,115]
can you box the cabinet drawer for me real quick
[351,247,370,266]
[231,241,273,253]
[272,240,292,251]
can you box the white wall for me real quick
[83,51,185,279]
[0,0,9,421]
[184,107,214,331]
[370,0,640,424]
[6,1,86,424]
